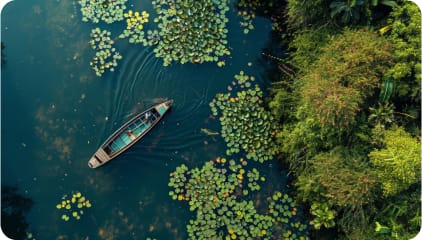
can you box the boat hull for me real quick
[88,100,173,168]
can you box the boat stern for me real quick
[88,148,111,169]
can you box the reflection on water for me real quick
[1,185,33,240]
[1,0,278,239]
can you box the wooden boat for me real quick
[88,100,173,168]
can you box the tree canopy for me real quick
[298,28,393,128]
[268,1,420,238]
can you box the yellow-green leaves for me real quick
[56,192,92,221]
[369,126,421,197]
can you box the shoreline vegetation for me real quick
[260,0,420,239]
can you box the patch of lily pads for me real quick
[209,71,278,162]
[78,0,127,24]
[237,0,256,34]
[55,192,92,221]
[119,10,150,45]
[168,157,309,239]
[89,27,122,77]
[79,0,231,75]
[149,0,231,66]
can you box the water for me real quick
[1,0,287,239]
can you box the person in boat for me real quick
[127,130,136,140]
[145,111,152,123]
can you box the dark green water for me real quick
[2,0,287,239]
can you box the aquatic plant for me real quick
[209,72,278,162]
[168,158,309,239]
[89,27,122,77]
[168,159,252,211]
[200,128,219,136]
[149,0,231,66]
[55,192,92,221]
[78,0,127,24]
[237,0,257,34]
[119,10,150,45]
[268,191,309,238]
[309,202,336,230]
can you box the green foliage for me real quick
[285,0,332,29]
[276,118,338,171]
[270,1,418,239]
[330,0,365,24]
[296,147,377,209]
[374,190,421,239]
[369,126,421,197]
[89,28,122,77]
[368,102,395,126]
[119,10,150,45]
[298,28,393,127]
[385,1,421,99]
[310,202,336,230]
[285,0,397,28]
[236,0,257,34]
[78,0,127,24]
[210,72,278,162]
[150,0,230,66]
[287,28,335,70]
[379,76,394,102]
[269,28,335,124]
[374,221,390,234]
[268,83,296,122]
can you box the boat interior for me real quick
[103,108,160,155]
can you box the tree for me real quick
[294,147,378,235]
[285,0,332,29]
[287,28,336,71]
[329,0,398,25]
[385,1,421,99]
[269,27,336,123]
[296,147,377,210]
[382,1,421,132]
[298,28,393,127]
[369,126,421,196]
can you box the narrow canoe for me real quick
[88,100,173,168]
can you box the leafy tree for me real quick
[296,147,377,210]
[269,28,336,123]
[382,1,421,133]
[385,1,421,100]
[287,28,336,71]
[285,0,332,29]
[298,28,393,127]
[276,117,339,171]
[294,147,378,235]
[369,126,421,197]
[329,0,398,25]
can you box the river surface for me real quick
[1,0,287,239]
